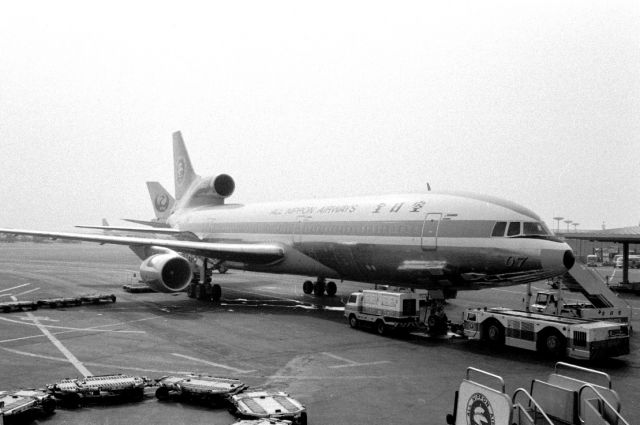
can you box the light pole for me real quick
[572,223,580,232]
[564,219,572,232]
[553,217,564,233]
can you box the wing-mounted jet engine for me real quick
[138,249,193,293]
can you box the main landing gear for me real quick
[302,277,337,297]
[187,257,223,302]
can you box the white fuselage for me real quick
[168,191,573,290]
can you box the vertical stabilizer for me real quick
[146,181,176,220]
[172,131,197,200]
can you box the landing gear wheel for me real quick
[302,280,314,294]
[187,284,196,298]
[313,280,325,296]
[375,320,386,335]
[349,314,359,328]
[211,284,222,301]
[326,281,337,297]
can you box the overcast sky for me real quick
[1,0,638,232]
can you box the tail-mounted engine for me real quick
[186,174,235,207]
[139,252,192,293]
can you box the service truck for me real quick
[344,289,422,335]
[530,290,631,324]
[462,307,630,360]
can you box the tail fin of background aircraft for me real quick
[146,181,175,220]
[172,131,198,200]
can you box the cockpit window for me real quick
[492,222,507,237]
[507,221,521,236]
[523,222,548,236]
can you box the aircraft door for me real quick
[421,213,442,250]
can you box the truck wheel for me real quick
[484,320,504,346]
[129,387,145,402]
[326,281,337,297]
[63,393,81,408]
[41,397,56,414]
[299,411,308,425]
[349,314,358,328]
[155,386,170,401]
[211,284,222,301]
[375,320,386,335]
[302,280,313,294]
[538,330,566,358]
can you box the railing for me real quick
[578,383,629,425]
[512,388,554,425]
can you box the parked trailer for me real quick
[0,389,55,423]
[47,374,149,407]
[462,307,629,360]
[155,374,246,403]
[0,301,37,313]
[231,391,307,425]
[344,289,422,335]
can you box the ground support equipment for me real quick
[231,391,307,425]
[47,374,149,407]
[0,300,38,313]
[232,420,293,425]
[0,389,55,423]
[446,362,629,425]
[122,283,156,293]
[155,374,247,405]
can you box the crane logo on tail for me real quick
[466,393,495,425]
[176,158,186,183]
[155,194,170,212]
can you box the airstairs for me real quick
[446,362,629,425]
[559,263,632,321]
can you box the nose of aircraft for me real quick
[541,246,575,273]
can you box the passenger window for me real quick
[507,222,521,236]
[492,222,507,237]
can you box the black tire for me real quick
[299,411,308,425]
[187,284,195,298]
[375,320,386,335]
[155,386,170,401]
[110,295,116,303]
[41,397,56,414]
[194,284,205,300]
[2,307,10,313]
[326,281,337,297]
[211,284,222,301]
[538,330,566,358]
[313,281,325,296]
[349,314,358,328]
[302,280,313,294]
[63,393,81,409]
[130,387,145,402]
[484,320,505,346]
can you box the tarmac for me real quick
[0,242,638,424]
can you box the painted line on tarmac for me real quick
[14,287,40,296]
[322,352,391,369]
[171,353,256,374]
[0,315,146,333]
[0,283,31,293]
[10,295,91,377]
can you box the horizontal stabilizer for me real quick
[122,219,172,228]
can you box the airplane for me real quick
[0,131,575,303]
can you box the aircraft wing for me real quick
[0,228,284,264]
